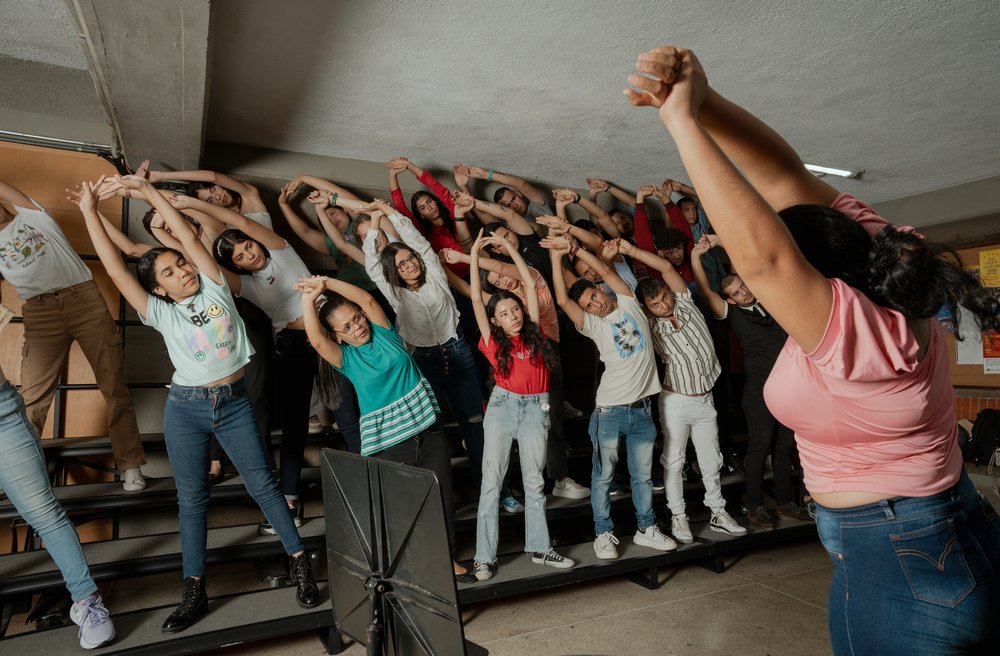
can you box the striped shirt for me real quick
[336,322,440,456]
[649,292,721,395]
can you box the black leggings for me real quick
[271,329,318,500]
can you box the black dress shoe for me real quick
[289,554,320,608]
[161,577,208,633]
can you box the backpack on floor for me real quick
[970,408,1000,465]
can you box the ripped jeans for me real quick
[412,333,509,500]
[813,469,1000,655]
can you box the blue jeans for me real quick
[814,469,1000,655]
[589,399,657,535]
[476,389,551,562]
[0,381,96,601]
[411,333,507,499]
[164,379,304,578]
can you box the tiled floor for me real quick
[206,540,835,656]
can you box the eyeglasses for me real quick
[334,312,367,335]
[396,253,419,271]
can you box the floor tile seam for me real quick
[477,578,759,645]
[750,579,829,611]
[727,562,832,584]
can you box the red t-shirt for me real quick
[479,333,550,395]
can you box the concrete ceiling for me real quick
[2,0,1000,225]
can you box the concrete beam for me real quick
[63,0,211,169]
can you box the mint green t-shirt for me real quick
[323,232,376,291]
[142,273,253,387]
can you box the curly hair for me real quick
[486,290,556,379]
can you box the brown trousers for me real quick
[20,280,145,469]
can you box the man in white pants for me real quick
[620,239,747,543]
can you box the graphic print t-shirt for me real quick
[579,295,661,406]
[0,199,91,299]
[142,273,253,386]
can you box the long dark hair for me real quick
[190,181,242,211]
[486,290,555,379]
[136,247,184,302]
[379,242,426,297]
[778,204,1000,333]
[212,229,270,274]
[409,191,455,237]
[140,207,203,240]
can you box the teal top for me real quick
[323,232,376,291]
[337,322,439,455]
[142,273,253,387]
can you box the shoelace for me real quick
[604,534,620,546]
[177,580,204,611]
[76,600,110,636]
[292,557,316,589]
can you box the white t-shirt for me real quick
[0,199,91,299]
[142,273,253,387]
[244,211,273,229]
[579,295,661,407]
[238,242,309,332]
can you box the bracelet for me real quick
[454,216,467,222]
[328,192,339,207]
[487,169,494,182]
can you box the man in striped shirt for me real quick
[621,240,748,544]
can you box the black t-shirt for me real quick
[723,302,787,385]
[517,231,554,288]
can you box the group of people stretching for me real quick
[1,44,997,654]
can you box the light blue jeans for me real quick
[814,469,1000,655]
[475,388,551,562]
[164,379,304,578]
[0,381,96,601]
[589,399,657,536]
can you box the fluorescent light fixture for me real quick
[803,163,864,179]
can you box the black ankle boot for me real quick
[161,577,208,633]
[289,554,319,608]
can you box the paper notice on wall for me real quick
[956,308,985,365]
[980,249,1000,287]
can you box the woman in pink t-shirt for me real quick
[626,47,1000,654]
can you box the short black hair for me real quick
[635,277,669,305]
[568,278,597,302]
[657,227,687,251]
[493,186,514,204]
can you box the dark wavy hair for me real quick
[136,247,185,302]
[190,181,242,211]
[486,290,555,378]
[140,207,203,241]
[379,242,426,297]
[635,277,669,306]
[212,229,270,274]
[478,253,515,294]
[409,191,455,238]
[656,227,688,251]
[778,204,1000,333]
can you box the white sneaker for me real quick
[70,594,115,649]
[122,467,146,492]
[562,401,584,418]
[671,514,694,544]
[593,531,620,560]
[710,509,748,536]
[552,477,590,499]
[633,525,677,552]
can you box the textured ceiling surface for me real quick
[207,0,1000,203]
[2,0,999,208]
[0,0,87,69]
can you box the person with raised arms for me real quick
[74,176,318,634]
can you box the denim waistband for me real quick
[169,377,247,399]
[490,387,549,402]
[812,469,975,523]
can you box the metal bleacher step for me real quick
[0,581,337,656]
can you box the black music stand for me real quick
[321,449,484,655]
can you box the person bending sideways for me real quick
[691,235,809,529]
[295,273,470,578]
[76,176,318,634]
[624,238,746,542]
[627,45,1000,655]
[545,235,676,560]
[0,177,146,492]
[467,231,576,580]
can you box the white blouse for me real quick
[364,213,460,348]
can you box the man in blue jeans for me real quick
[546,237,676,559]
